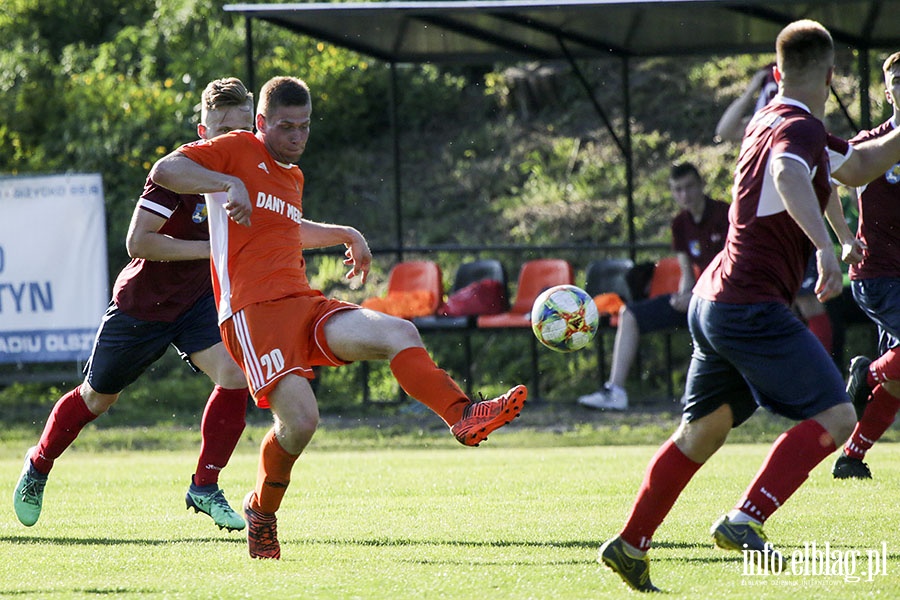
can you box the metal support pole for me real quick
[389,62,404,263]
[244,16,255,97]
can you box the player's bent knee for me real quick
[815,402,856,447]
[881,380,900,398]
[80,384,119,415]
[385,316,423,349]
[218,364,249,389]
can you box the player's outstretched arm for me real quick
[833,126,900,187]
[299,220,371,283]
[150,153,252,226]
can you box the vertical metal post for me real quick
[622,56,635,263]
[389,62,404,262]
[859,46,871,129]
[244,16,256,97]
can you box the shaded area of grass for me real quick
[5,403,897,457]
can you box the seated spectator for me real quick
[578,162,729,410]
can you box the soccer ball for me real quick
[531,284,599,352]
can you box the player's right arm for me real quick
[150,153,252,226]
[125,206,210,261]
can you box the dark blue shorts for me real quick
[682,297,848,427]
[628,294,687,334]
[851,278,900,356]
[83,294,222,394]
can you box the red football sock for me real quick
[31,387,98,474]
[619,439,703,551]
[254,428,301,514]
[389,347,469,425]
[736,419,835,524]
[868,347,900,386]
[806,313,832,353]
[844,385,900,460]
[193,386,248,487]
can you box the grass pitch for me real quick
[0,423,898,599]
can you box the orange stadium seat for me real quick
[477,258,574,329]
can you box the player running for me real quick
[13,78,255,532]
[597,21,900,592]
[833,51,900,480]
[149,76,527,559]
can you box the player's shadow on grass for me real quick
[302,537,600,550]
[0,535,245,546]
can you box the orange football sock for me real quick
[389,346,469,425]
[254,428,300,514]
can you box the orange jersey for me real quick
[178,131,313,323]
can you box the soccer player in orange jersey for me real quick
[150,76,527,560]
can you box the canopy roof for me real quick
[225,0,900,64]
[223,0,899,261]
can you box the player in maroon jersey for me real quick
[716,61,838,357]
[598,21,900,592]
[833,51,900,480]
[13,78,254,532]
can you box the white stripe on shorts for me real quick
[233,310,265,391]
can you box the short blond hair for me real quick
[775,20,834,82]
[201,77,253,123]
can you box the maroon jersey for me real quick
[695,98,849,305]
[848,119,900,280]
[671,197,730,273]
[112,177,212,322]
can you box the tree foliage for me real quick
[1,2,886,415]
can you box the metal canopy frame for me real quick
[225,0,900,260]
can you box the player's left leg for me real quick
[836,278,900,477]
[834,376,900,479]
[175,298,250,531]
[600,298,750,592]
[243,374,315,559]
[716,308,853,560]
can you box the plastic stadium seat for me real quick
[585,258,635,306]
[362,260,444,319]
[451,259,509,301]
[648,255,682,298]
[647,255,687,400]
[387,260,444,314]
[415,259,509,329]
[477,258,574,329]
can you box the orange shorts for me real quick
[220,293,358,408]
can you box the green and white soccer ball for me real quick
[530,284,600,352]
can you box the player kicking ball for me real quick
[150,76,527,559]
